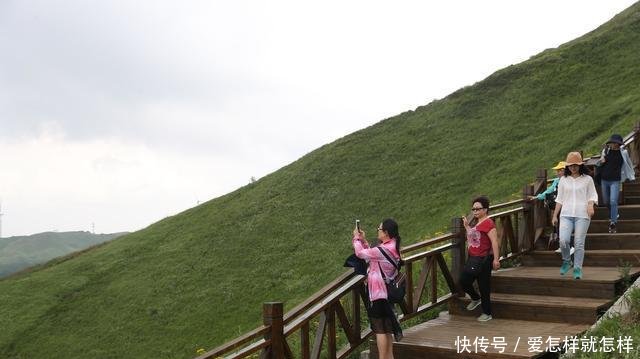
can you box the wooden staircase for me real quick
[197,127,640,359]
[383,181,640,358]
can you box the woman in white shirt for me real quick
[551,152,598,280]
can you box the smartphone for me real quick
[355,219,360,231]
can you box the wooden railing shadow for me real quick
[197,124,640,359]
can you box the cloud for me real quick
[0,129,276,236]
[0,0,636,236]
[0,1,265,143]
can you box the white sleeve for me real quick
[586,176,598,204]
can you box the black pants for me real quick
[460,255,493,315]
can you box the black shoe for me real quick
[609,222,617,234]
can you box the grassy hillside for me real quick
[2,3,640,358]
[0,231,126,278]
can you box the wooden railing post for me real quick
[533,169,548,249]
[263,302,284,359]
[450,217,465,296]
[522,184,535,251]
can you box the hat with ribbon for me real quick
[565,152,584,166]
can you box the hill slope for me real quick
[2,3,640,358]
[0,231,127,278]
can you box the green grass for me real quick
[0,231,126,278]
[2,3,640,358]
[569,286,640,358]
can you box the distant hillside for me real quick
[1,3,640,359]
[0,231,127,278]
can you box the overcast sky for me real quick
[0,0,636,237]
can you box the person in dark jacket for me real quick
[597,134,636,233]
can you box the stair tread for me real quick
[590,219,640,222]
[584,233,640,237]
[389,182,640,358]
[530,249,640,255]
[397,312,590,358]
[596,204,640,209]
[492,266,639,282]
[458,293,612,309]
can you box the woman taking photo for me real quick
[552,152,598,280]
[352,218,403,359]
[460,196,500,322]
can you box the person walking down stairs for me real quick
[460,196,500,322]
[528,161,574,254]
[596,134,636,233]
[552,152,598,280]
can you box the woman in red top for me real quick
[460,196,500,322]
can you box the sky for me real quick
[0,0,637,237]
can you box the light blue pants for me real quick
[600,180,620,223]
[559,216,590,268]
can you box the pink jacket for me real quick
[352,236,400,302]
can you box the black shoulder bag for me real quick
[377,247,406,304]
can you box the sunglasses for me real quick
[471,207,486,211]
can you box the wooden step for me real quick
[623,195,640,205]
[374,312,590,359]
[622,180,640,187]
[450,293,612,324]
[622,181,640,192]
[589,219,640,233]
[593,205,640,220]
[521,250,640,267]
[491,266,640,299]
[622,187,640,196]
[583,233,640,249]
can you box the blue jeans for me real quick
[559,216,590,268]
[601,180,620,223]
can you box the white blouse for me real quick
[555,175,599,219]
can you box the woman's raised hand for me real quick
[462,215,469,227]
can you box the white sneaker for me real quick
[466,299,481,311]
[477,313,492,322]
[555,248,561,253]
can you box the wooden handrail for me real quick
[283,270,355,324]
[199,204,529,359]
[283,274,364,335]
[203,230,464,359]
[196,325,270,359]
[490,199,524,211]
[199,123,640,359]
[403,243,456,262]
[400,233,456,254]
[489,206,524,219]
